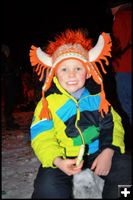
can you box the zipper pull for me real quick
[76,144,85,167]
[76,104,80,121]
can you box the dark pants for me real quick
[32,152,132,199]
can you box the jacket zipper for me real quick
[75,102,85,166]
[53,77,86,164]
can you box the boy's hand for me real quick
[90,148,114,176]
[54,157,84,176]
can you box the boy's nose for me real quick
[68,70,75,77]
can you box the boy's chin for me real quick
[66,88,79,93]
[64,84,84,93]
[66,89,79,93]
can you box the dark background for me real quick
[1,0,113,72]
[1,1,131,151]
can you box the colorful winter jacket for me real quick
[30,77,125,168]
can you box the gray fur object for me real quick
[73,168,104,199]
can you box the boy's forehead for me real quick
[56,58,86,69]
[60,58,84,65]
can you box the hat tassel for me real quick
[39,90,52,120]
[99,85,111,117]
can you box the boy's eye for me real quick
[76,67,81,71]
[61,68,67,71]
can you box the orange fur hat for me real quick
[29,29,112,120]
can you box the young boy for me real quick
[29,29,131,199]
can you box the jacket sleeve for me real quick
[30,100,65,168]
[99,106,125,153]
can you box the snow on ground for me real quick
[2,111,40,199]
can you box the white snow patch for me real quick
[2,111,40,199]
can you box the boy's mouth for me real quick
[67,81,77,85]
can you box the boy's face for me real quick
[55,59,89,93]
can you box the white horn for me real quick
[36,47,52,67]
[88,33,107,62]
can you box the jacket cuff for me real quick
[41,149,66,168]
[101,144,121,153]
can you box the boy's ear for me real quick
[86,73,91,79]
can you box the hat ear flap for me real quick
[87,32,112,84]
[42,68,55,91]
[87,33,112,117]
[87,62,111,117]
[29,45,53,120]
